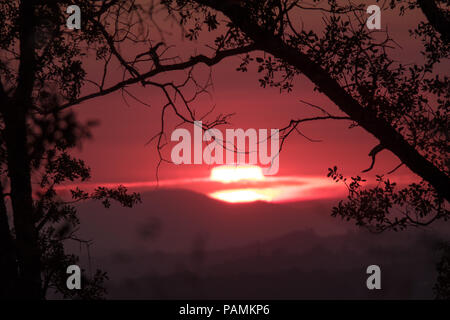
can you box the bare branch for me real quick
[387,162,404,175]
[362,144,384,173]
[52,44,257,113]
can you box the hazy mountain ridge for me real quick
[70,188,450,299]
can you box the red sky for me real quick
[69,3,433,202]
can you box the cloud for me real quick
[57,175,346,203]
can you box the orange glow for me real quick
[209,188,280,203]
[210,165,265,183]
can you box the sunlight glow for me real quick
[210,165,265,183]
[209,188,279,203]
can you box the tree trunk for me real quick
[0,183,18,299]
[0,0,44,299]
[3,108,43,299]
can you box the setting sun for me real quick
[210,188,280,203]
[210,165,265,183]
[209,165,278,203]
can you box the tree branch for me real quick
[362,143,384,173]
[52,44,257,112]
[417,0,450,43]
[196,0,450,201]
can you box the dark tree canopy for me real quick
[162,0,449,232]
[0,0,448,299]
[1,0,243,299]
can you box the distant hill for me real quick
[74,188,352,253]
[68,188,450,299]
[102,228,444,299]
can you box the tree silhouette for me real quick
[164,0,449,298]
[162,0,449,229]
[0,0,448,299]
[0,0,252,299]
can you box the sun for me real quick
[209,165,265,183]
[209,165,277,203]
[210,188,279,203]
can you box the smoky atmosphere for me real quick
[0,0,449,307]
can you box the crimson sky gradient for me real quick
[70,4,434,196]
